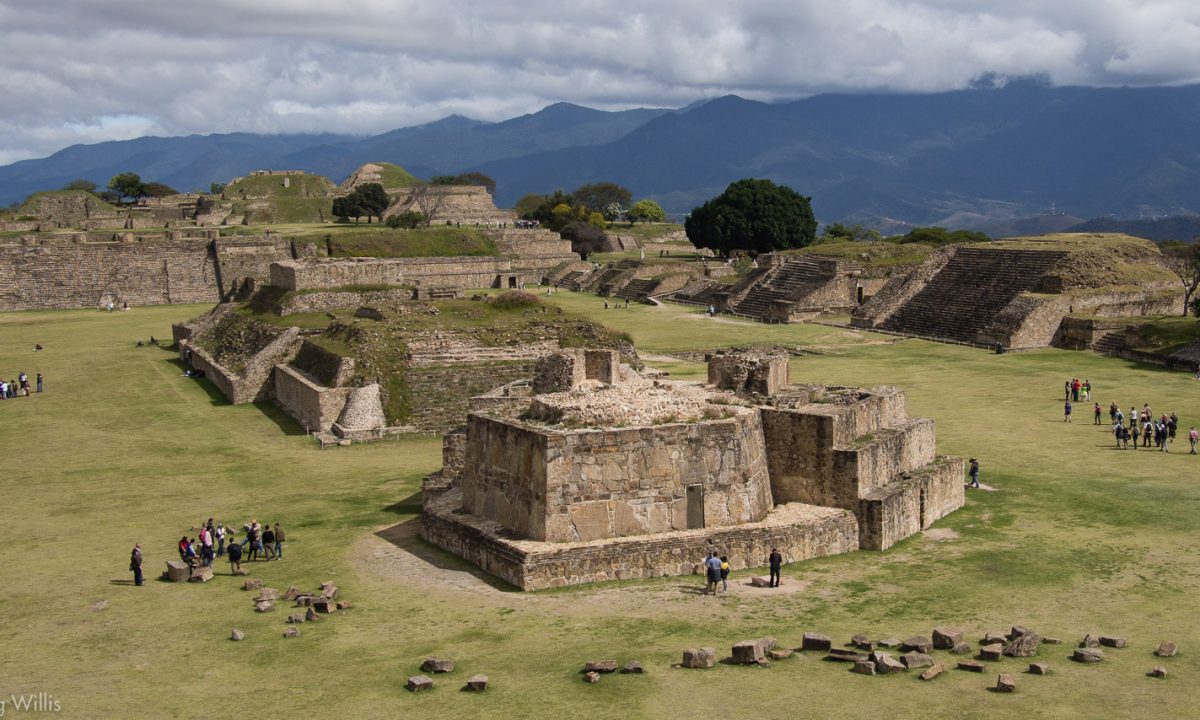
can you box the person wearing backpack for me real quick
[227,534,243,575]
[719,556,730,593]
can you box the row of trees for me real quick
[56,175,180,205]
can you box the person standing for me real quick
[273,523,285,560]
[215,523,226,557]
[227,535,243,574]
[768,548,783,587]
[36,373,43,393]
[130,543,143,586]
[1189,426,1198,455]
[719,556,730,593]
[968,458,980,488]
[1093,403,1102,425]
[261,525,276,561]
[704,551,721,595]
[1064,400,1072,423]
[246,521,260,561]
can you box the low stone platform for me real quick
[422,488,859,590]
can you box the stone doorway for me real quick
[686,484,705,529]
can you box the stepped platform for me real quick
[613,278,658,301]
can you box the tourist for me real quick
[1189,426,1198,454]
[273,523,285,560]
[1130,407,1138,429]
[200,524,214,567]
[1071,378,1080,402]
[215,523,226,557]
[768,548,783,587]
[1084,380,1092,400]
[36,373,42,393]
[719,556,730,593]
[1143,420,1153,447]
[1093,403,1102,425]
[1169,413,1179,442]
[968,458,980,488]
[704,551,721,595]
[262,525,276,560]
[1160,423,1170,453]
[130,543,143,586]
[227,534,243,574]
[1064,400,1072,423]
[1131,421,1140,448]
[1115,408,1124,426]
[246,521,261,561]
[0,379,7,400]
[1109,402,1118,424]
[177,535,190,564]
[1064,380,1070,401]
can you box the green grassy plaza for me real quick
[1,294,1198,718]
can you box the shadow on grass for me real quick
[165,357,231,406]
[374,516,520,593]
[253,400,306,436]
[382,491,423,516]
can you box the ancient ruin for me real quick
[421,348,964,590]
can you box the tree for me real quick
[560,221,609,260]
[819,223,881,243]
[355,183,390,223]
[209,182,226,195]
[141,182,179,198]
[385,211,425,229]
[514,193,546,218]
[332,194,366,224]
[62,179,97,194]
[572,182,632,214]
[409,184,447,225]
[684,178,817,257]
[107,172,145,203]
[627,199,666,224]
[454,172,496,195]
[893,226,989,245]
[1161,242,1200,317]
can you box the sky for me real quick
[2,0,1199,165]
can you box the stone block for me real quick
[466,674,488,691]
[950,642,972,655]
[164,561,191,582]
[1043,637,1062,645]
[232,567,249,576]
[1003,633,1040,657]
[1008,625,1034,640]
[243,578,263,591]
[621,661,644,674]
[801,632,832,652]
[996,674,1016,693]
[1154,641,1178,658]
[305,607,318,622]
[874,653,907,674]
[750,577,772,587]
[877,638,902,649]
[287,614,305,624]
[255,588,280,601]
[336,600,352,610]
[979,644,1003,662]
[932,627,964,650]
[583,671,600,684]
[982,632,1007,645]
[282,586,299,600]
[852,660,876,675]
[584,660,617,673]
[230,628,245,641]
[283,627,299,639]
[850,634,873,650]
[919,663,945,681]
[407,675,433,692]
[902,636,933,654]
[421,657,454,673]
[1028,662,1050,675]
[956,661,986,673]
[188,566,213,582]
[1072,648,1103,663]
[1099,636,1128,649]
[732,640,766,664]
[1079,634,1101,648]
[824,648,867,663]
[311,597,337,613]
[254,600,275,613]
[320,585,339,600]
[900,652,935,669]
[768,649,793,661]
[682,647,715,668]
[1149,667,1168,679]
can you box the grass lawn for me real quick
[2,301,1199,719]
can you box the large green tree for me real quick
[333,183,390,224]
[684,179,817,257]
[572,182,632,214]
[627,199,666,224]
[107,172,145,203]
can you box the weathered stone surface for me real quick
[255,588,280,601]
[1155,641,1178,658]
[1029,662,1050,675]
[957,661,986,673]
[920,663,945,681]
[851,634,874,650]
[902,636,933,654]
[305,607,318,622]
[232,567,250,576]
[1149,666,1168,679]
[852,660,877,675]
[932,627,964,650]
[294,595,314,606]
[1043,637,1062,645]
[282,586,299,601]
[422,657,455,674]
[583,671,600,684]
[950,642,972,655]
[254,600,275,612]
[283,627,299,639]
[320,585,339,600]
[801,632,832,652]
[982,632,1008,645]
[1072,648,1104,663]
[1008,625,1034,640]
[877,638,902,649]
[243,578,263,591]
[584,660,617,674]
[1079,634,1101,648]
[621,661,644,674]
[188,566,213,582]
[979,644,1003,662]
[336,601,352,610]
[407,675,433,692]
[230,628,245,641]
[164,560,190,582]
[466,674,489,691]
[287,614,305,624]
[1003,633,1041,657]
[1100,636,1128,649]
[996,674,1016,693]
[768,649,793,661]
[732,640,766,664]
[900,652,935,669]
[310,597,337,613]
[825,648,867,663]
[750,576,772,587]
[874,653,907,674]
[682,648,716,669]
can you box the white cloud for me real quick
[1,0,1199,162]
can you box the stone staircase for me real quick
[878,247,1066,344]
[555,270,587,289]
[407,335,560,365]
[613,278,658,301]
[1092,330,1128,355]
[727,258,835,320]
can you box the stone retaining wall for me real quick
[180,326,301,404]
[272,364,351,432]
[858,456,964,550]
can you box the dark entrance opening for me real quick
[856,285,865,304]
[686,484,705,529]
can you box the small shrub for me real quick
[491,291,541,310]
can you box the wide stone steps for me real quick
[879,248,1065,343]
[556,271,585,289]
[614,278,658,300]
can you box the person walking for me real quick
[719,556,730,593]
[768,548,783,587]
[1064,400,1073,423]
[227,534,243,575]
[1189,426,1198,455]
[1131,421,1140,449]
[968,458,980,488]
[1093,403,1102,425]
[130,543,143,586]
[261,525,276,561]
[704,551,722,595]
[273,523,285,560]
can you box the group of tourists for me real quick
[701,548,785,594]
[172,518,287,575]
[1,371,42,398]
[1064,378,1092,402]
[1103,402,1197,454]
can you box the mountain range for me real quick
[4,81,1200,231]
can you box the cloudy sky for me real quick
[2,0,1199,165]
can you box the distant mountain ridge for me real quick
[5,84,1200,230]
